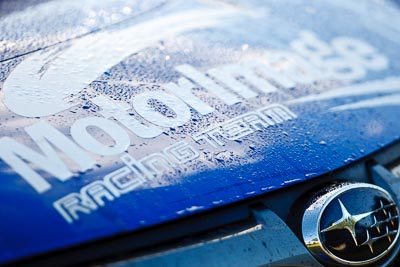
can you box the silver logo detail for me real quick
[321,199,374,246]
[302,183,400,266]
[360,200,398,253]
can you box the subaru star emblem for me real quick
[302,183,400,266]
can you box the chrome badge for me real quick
[302,183,400,265]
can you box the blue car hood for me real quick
[1,0,400,263]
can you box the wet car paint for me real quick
[1,0,400,264]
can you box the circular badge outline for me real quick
[302,183,400,266]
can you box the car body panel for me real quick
[1,0,400,264]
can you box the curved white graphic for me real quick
[2,8,238,117]
[286,76,400,111]
[330,93,400,111]
[287,77,400,104]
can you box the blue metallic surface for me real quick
[0,0,400,264]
